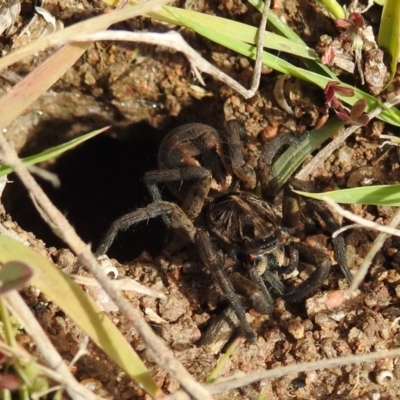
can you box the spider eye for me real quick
[258,234,279,252]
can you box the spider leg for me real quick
[196,230,256,343]
[223,120,256,190]
[332,235,352,283]
[266,243,300,274]
[282,183,301,231]
[262,245,300,296]
[281,246,300,275]
[144,166,212,220]
[95,202,196,257]
[289,178,352,284]
[200,306,241,354]
[230,263,275,315]
[283,242,331,303]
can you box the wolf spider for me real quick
[95,120,352,343]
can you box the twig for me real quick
[0,134,212,400]
[206,347,400,394]
[323,197,400,238]
[333,223,367,236]
[27,165,61,187]
[248,0,270,97]
[296,94,400,180]
[71,274,166,298]
[69,336,90,368]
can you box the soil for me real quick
[2,0,400,399]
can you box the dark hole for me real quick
[3,122,170,262]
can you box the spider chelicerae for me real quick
[95,120,352,343]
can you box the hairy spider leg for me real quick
[288,179,352,284]
[95,201,196,257]
[196,230,257,344]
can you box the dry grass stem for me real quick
[248,0,270,97]
[69,336,90,368]
[323,197,400,238]
[27,165,61,187]
[71,275,166,298]
[206,347,400,394]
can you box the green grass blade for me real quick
[206,338,239,384]
[272,118,345,188]
[0,261,33,294]
[0,235,162,396]
[378,0,400,87]
[313,0,346,19]
[0,127,109,177]
[295,184,400,206]
[248,0,307,44]
[154,6,318,59]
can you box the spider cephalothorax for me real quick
[95,120,352,343]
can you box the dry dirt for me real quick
[2,0,400,399]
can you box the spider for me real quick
[95,120,352,343]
